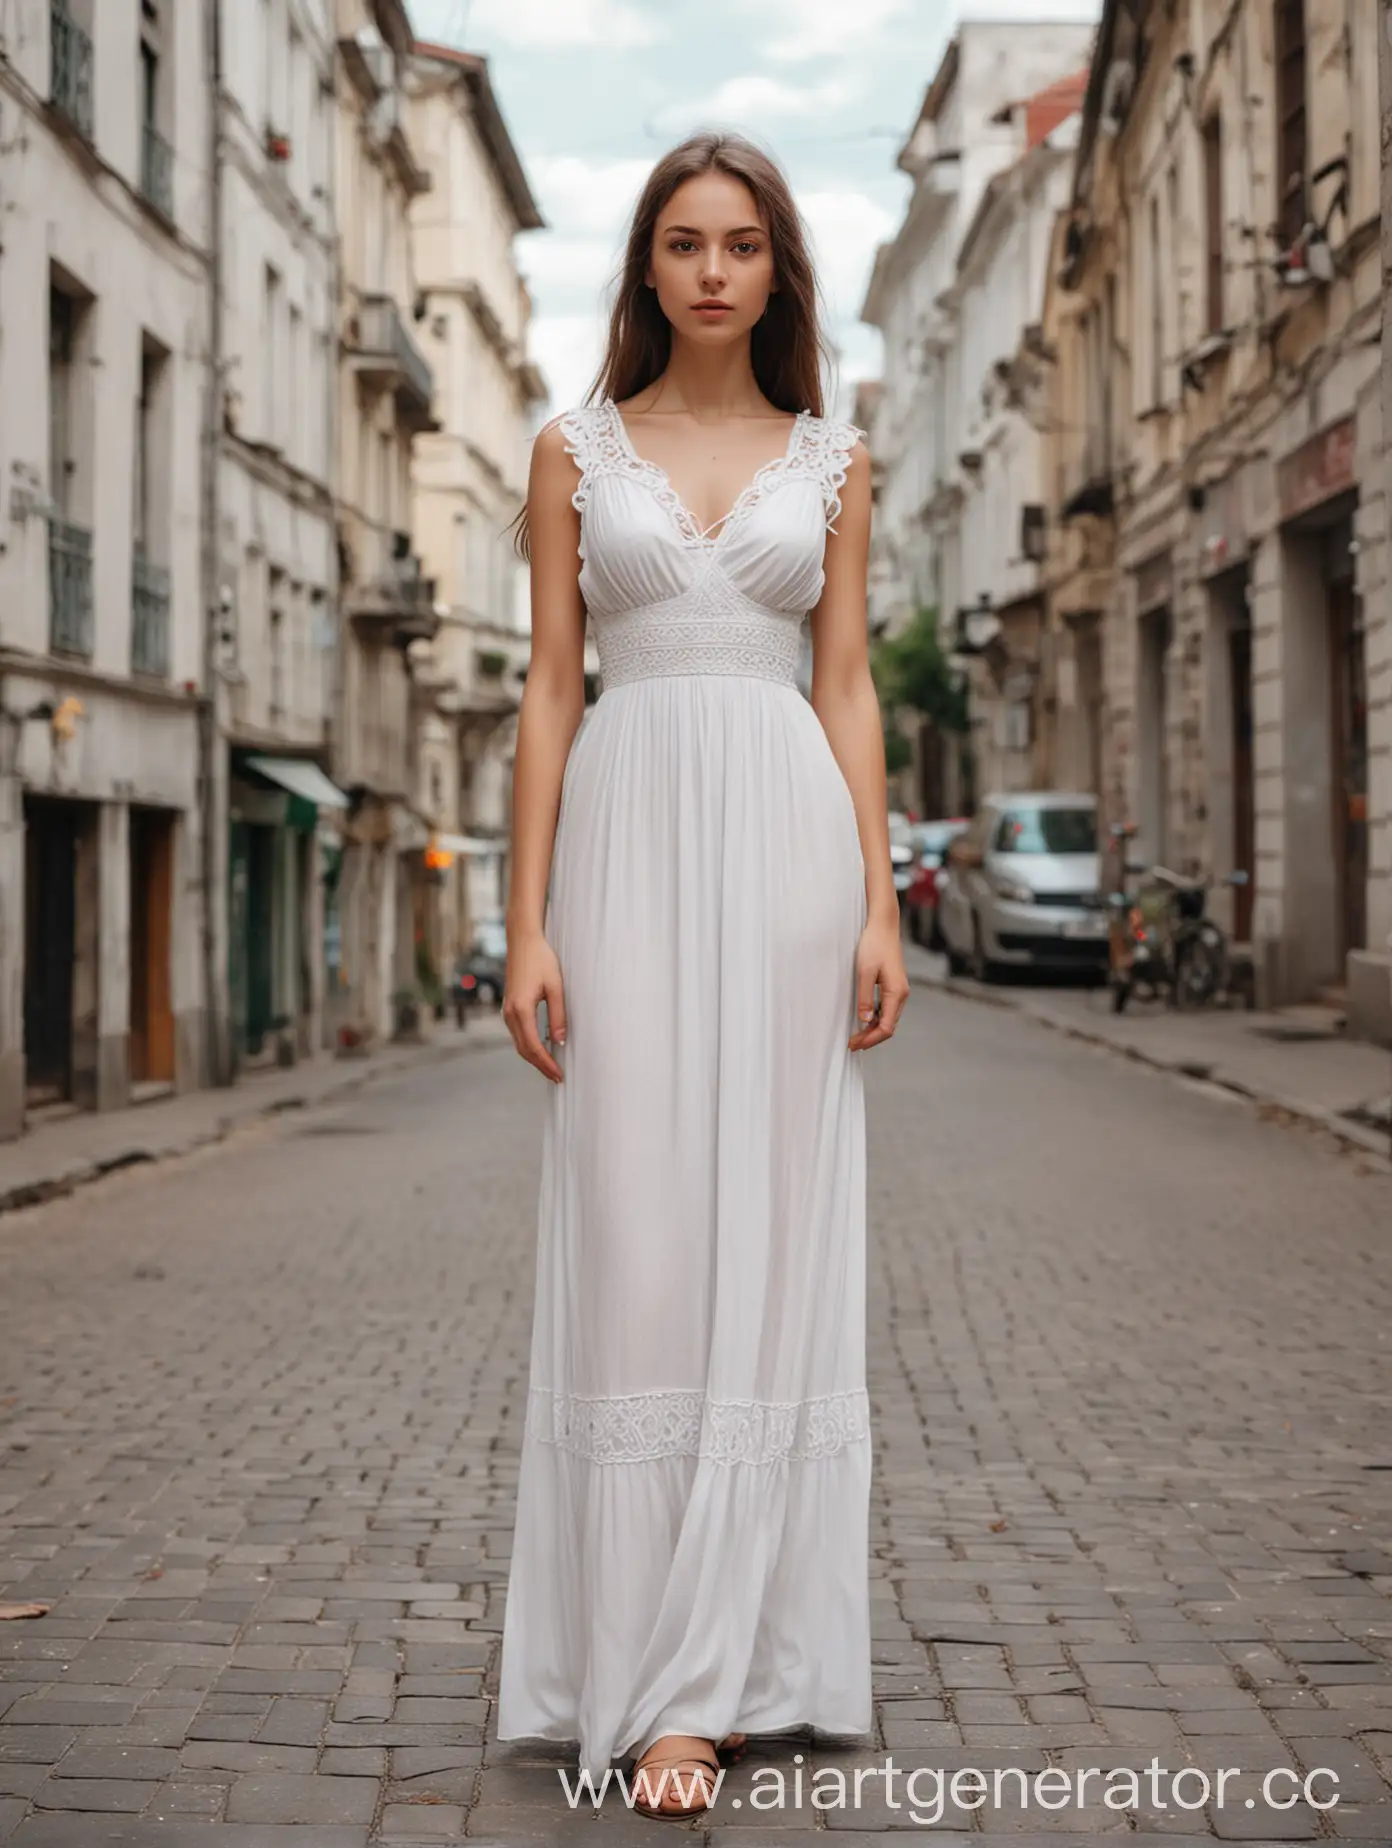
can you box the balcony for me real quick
[50,1,94,141]
[347,540,440,647]
[49,516,94,658]
[348,296,435,430]
[141,120,174,220]
[132,544,170,678]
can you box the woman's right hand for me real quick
[503,930,567,1083]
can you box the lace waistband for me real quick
[595,581,806,690]
[526,1385,870,1466]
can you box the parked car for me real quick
[889,811,918,899]
[451,918,507,1017]
[903,819,969,948]
[938,793,1106,981]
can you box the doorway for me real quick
[1229,618,1255,940]
[129,807,175,1088]
[23,798,80,1105]
[1136,604,1172,864]
[1328,565,1368,960]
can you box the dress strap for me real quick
[554,402,622,519]
[786,416,866,532]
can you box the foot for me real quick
[632,1733,720,1816]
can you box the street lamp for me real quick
[955,595,1002,654]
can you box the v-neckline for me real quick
[605,399,808,547]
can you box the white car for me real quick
[938,792,1107,981]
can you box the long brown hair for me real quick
[512,132,829,558]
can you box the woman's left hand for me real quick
[849,916,910,1050]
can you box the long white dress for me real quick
[496,399,872,1778]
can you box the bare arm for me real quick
[808,442,909,1049]
[503,422,588,1081]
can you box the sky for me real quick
[408,0,1101,416]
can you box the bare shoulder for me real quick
[529,416,583,500]
[836,437,872,500]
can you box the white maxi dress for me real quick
[496,399,872,1778]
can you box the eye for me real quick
[668,239,699,254]
[732,241,762,256]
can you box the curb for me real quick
[0,1029,510,1221]
[911,967,1392,1171]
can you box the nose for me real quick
[700,248,728,291]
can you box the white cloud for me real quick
[444,0,658,49]
[527,155,652,238]
[661,74,857,130]
[519,235,623,299]
[798,186,896,325]
[760,0,911,62]
[529,313,608,414]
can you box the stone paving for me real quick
[0,985,1390,1846]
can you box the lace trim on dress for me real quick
[784,416,865,532]
[595,577,806,689]
[527,1385,871,1466]
[557,401,862,550]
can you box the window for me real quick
[288,303,302,465]
[268,568,286,723]
[138,0,173,217]
[1167,164,1182,356]
[1274,0,1307,248]
[1203,114,1224,333]
[263,265,282,447]
[49,288,79,515]
[1148,194,1163,407]
[133,338,169,552]
[995,807,1098,855]
[48,276,94,656]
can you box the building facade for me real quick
[1053,0,1388,1039]
[407,42,546,966]
[332,0,438,1047]
[860,21,1096,816]
[215,0,344,1073]
[943,77,1086,798]
[0,0,212,1138]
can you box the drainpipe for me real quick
[199,0,231,1087]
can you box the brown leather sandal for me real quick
[630,1735,721,1819]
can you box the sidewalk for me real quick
[0,1014,512,1217]
[905,939,1392,1163]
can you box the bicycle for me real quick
[1106,825,1248,1013]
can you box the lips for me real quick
[692,302,733,315]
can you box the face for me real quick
[646,169,777,346]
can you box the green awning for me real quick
[245,755,350,810]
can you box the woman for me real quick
[496,132,908,1819]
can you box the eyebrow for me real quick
[663,224,766,238]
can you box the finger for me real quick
[504,997,562,1082]
[854,962,877,1033]
[545,977,567,1047]
[517,1004,563,1082]
[878,981,909,1036]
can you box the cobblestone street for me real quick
[1,988,1390,1847]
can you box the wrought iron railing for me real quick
[49,516,94,658]
[132,543,171,677]
[356,295,434,411]
[141,120,174,219]
[50,1,94,140]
